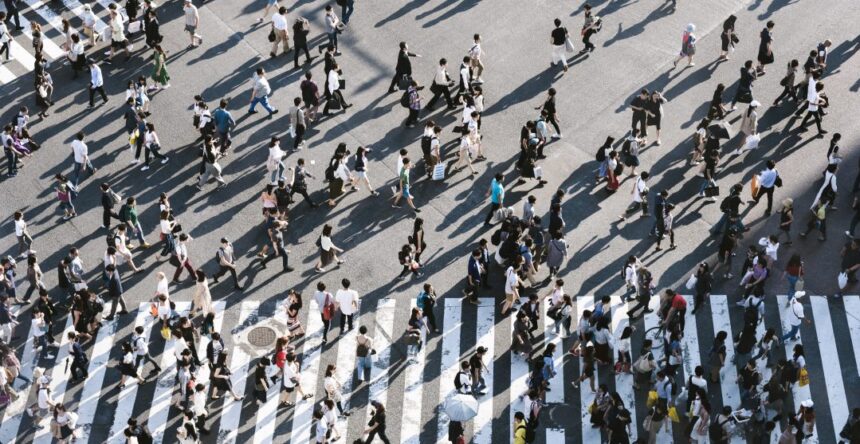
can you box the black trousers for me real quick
[754,185,775,212]
[89,86,108,106]
[405,108,419,126]
[389,70,408,91]
[70,357,89,379]
[582,29,596,52]
[340,312,354,331]
[213,264,239,286]
[4,9,21,29]
[631,113,646,136]
[773,84,796,104]
[426,85,454,109]
[102,207,118,227]
[485,202,501,224]
[320,313,331,342]
[801,110,823,132]
[293,124,305,150]
[262,244,290,271]
[293,44,311,67]
[364,427,391,444]
[323,90,347,114]
[546,114,561,135]
[196,413,209,433]
[136,353,162,372]
[290,186,317,206]
[627,293,651,319]
[144,144,167,164]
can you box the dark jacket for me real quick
[101,190,114,210]
[292,22,309,46]
[107,271,123,299]
[395,50,416,75]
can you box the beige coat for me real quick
[740,109,758,135]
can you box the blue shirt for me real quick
[468,256,482,282]
[656,377,673,402]
[213,108,235,134]
[759,168,778,188]
[490,179,504,204]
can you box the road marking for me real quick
[105,303,157,443]
[709,295,744,444]
[74,315,120,443]
[18,0,70,60]
[365,299,396,440]
[509,302,530,427]
[291,299,329,444]
[436,298,463,444]
[576,296,601,444]
[843,296,860,377]
[218,301,258,443]
[471,298,494,444]
[643,294,672,442]
[252,300,285,444]
[543,301,565,405]
[611,295,637,442]
[400,299,425,444]
[777,294,817,443]
[810,296,848,441]
[147,302,192,443]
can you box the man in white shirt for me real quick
[799,81,827,136]
[70,131,96,187]
[620,171,650,220]
[335,278,359,333]
[172,233,196,282]
[502,262,523,316]
[457,55,472,101]
[322,62,351,116]
[183,0,202,47]
[751,160,779,215]
[88,59,108,107]
[426,58,456,110]
[133,325,162,375]
[314,281,334,344]
[270,6,290,57]
[13,211,35,259]
[248,68,278,116]
[469,34,485,82]
[781,292,810,343]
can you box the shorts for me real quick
[281,385,295,393]
[354,171,367,180]
[505,293,515,305]
[185,24,197,34]
[111,39,126,49]
[402,185,411,199]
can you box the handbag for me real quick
[798,367,809,387]
[432,162,446,181]
[704,185,720,197]
[327,96,342,111]
[397,74,411,91]
[338,79,346,90]
[838,271,849,290]
[685,274,698,290]
[646,390,658,408]
[128,20,142,34]
[533,166,543,179]
[668,406,680,423]
[564,37,575,53]
[268,27,276,43]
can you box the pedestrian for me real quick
[672,23,697,68]
[106,9,130,62]
[774,59,800,106]
[469,346,490,396]
[151,45,171,90]
[184,0,202,47]
[2,0,22,31]
[388,41,420,93]
[750,160,779,215]
[719,15,737,61]
[323,62,351,116]
[550,18,570,73]
[799,198,828,241]
[798,81,828,136]
[291,17,313,69]
[141,122,169,170]
[289,158,319,207]
[572,342,596,392]
[132,324,161,376]
[212,99,235,152]
[314,281,336,345]
[323,363,350,417]
[756,20,775,74]
[707,330,728,383]
[172,233,196,282]
[300,72,320,122]
[87,59,109,107]
[645,91,667,145]
[730,60,757,109]
[426,58,456,110]
[253,356,271,406]
[324,6,341,54]
[119,197,150,248]
[334,278,358,333]
[579,4,600,54]
[404,80,422,127]
[119,341,146,388]
[196,140,228,189]
[619,171,649,220]
[270,7,290,59]
[391,157,421,212]
[211,351,243,401]
[654,203,676,250]
[314,224,345,273]
[545,230,568,276]
[212,238,242,289]
[733,100,760,155]
[248,68,279,116]
[0,14,12,62]
[484,172,505,225]
[70,131,96,188]
[192,270,212,315]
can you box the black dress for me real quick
[757,28,774,65]
[214,365,233,391]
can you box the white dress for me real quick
[193,278,213,314]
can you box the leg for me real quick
[484,202,500,224]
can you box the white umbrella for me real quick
[444,394,479,422]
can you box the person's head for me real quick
[179,233,189,242]
[278,6,286,14]
[548,87,556,97]
[325,5,332,12]
[715,330,728,342]
[256,67,265,77]
[553,18,561,27]
[514,411,525,423]
[359,325,368,335]
[766,20,774,29]
[744,59,754,69]
[326,363,336,377]
[317,281,326,292]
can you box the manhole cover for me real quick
[248,326,278,347]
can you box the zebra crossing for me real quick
[0,294,858,443]
[0,0,116,85]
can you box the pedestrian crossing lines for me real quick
[2,294,859,443]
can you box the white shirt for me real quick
[633,176,648,203]
[71,139,88,163]
[504,266,519,294]
[807,87,819,112]
[282,361,299,388]
[173,337,189,359]
[133,334,149,355]
[175,242,189,261]
[14,219,26,236]
[324,12,339,33]
[268,144,285,167]
[334,161,350,181]
[90,65,104,87]
[326,69,340,94]
[462,105,476,124]
[38,386,52,409]
[32,317,46,338]
[624,264,638,288]
[192,390,207,416]
[315,417,329,443]
[474,94,484,112]
[433,67,449,85]
[156,277,170,299]
[254,76,272,97]
[469,42,482,59]
[272,12,288,31]
[335,289,359,315]
[160,219,172,235]
[320,235,334,252]
[396,155,405,178]
[788,298,804,327]
[145,130,159,148]
[459,64,470,86]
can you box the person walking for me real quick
[212,99,236,152]
[132,325,161,376]
[270,6,290,59]
[212,238,242,289]
[104,264,128,320]
[323,62,351,116]
[733,101,760,155]
[248,68,279,116]
[672,23,697,68]
[292,17,313,69]
[88,59,109,107]
[550,18,570,73]
[151,45,171,90]
[719,15,737,61]
[196,140,228,189]
[388,41,420,93]
[756,21,775,75]
[391,158,420,212]
[484,172,505,226]
[183,0,202,47]
[730,60,757,110]
[335,278,359,334]
[579,4,599,54]
[425,58,456,110]
[141,122,169,170]
[172,233,196,282]
[70,131,96,187]
[404,80,422,128]
[750,160,780,215]
[324,6,341,54]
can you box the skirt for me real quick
[595,342,611,363]
[329,178,344,199]
[153,65,170,85]
[320,248,335,267]
[119,363,138,377]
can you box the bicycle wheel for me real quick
[645,326,664,349]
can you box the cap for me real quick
[686,23,696,33]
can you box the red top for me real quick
[671,294,687,309]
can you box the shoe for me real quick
[161,157,169,164]
[285,267,295,272]
[248,110,259,114]
[104,316,114,321]
[130,159,140,165]
[118,310,129,315]
[552,134,561,139]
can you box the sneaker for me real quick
[161,157,169,164]
[140,165,150,171]
[552,134,562,139]
[130,159,140,165]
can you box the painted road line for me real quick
[147,302,192,442]
[436,298,463,444]
[843,296,860,377]
[400,299,425,444]
[74,315,119,442]
[219,301,259,443]
[777,294,816,443]
[471,298,494,444]
[810,296,848,442]
[611,296,637,443]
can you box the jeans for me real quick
[36,335,49,357]
[249,95,276,114]
[213,264,240,287]
[130,220,147,244]
[5,150,17,175]
[327,31,338,51]
[698,178,717,195]
[270,161,285,183]
[341,0,354,23]
[320,313,331,342]
[72,160,95,187]
[786,274,798,298]
[781,324,801,342]
[356,355,371,381]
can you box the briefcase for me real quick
[704,186,720,197]
[338,79,346,90]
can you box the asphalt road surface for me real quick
[1,0,859,443]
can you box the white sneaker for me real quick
[130,159,140,165]
[140,165,150,171]
[161,157,169,164]
[552,134,562,139]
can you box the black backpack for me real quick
[324,162,336,182]
[595,144,607,162]
[400,91,410,108]
[490,229,503,246]
[106,228,119,248]
[621,139,632,155]
[454,372,463,390]
[709,416,731,441]
[118,204,129,222]
[744,298,763,325]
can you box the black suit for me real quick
[389,50,416,91]
[107,270,127,317]
[3,0,21,29]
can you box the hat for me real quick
[801,399,814,408]
[750,100,761,108]
[686,23,696,33]
[476,346,488,354]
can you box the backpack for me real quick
[106,228,120,248]
[400,91,410,108]
[595,144,607,162]
[743,298,762,325]
[621,139,632,155]
[322,293,335,321]
[490,229,503,246]
[324,161,336,182]
[215,247,225,265]
[454,371,464,390]
[118,204,129,222]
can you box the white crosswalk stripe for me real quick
[2,295,860,443]
[777,294,818,443]
[577,295,601,444]
[18,0,68,61]
[642,294,673,442]
[844,296,860,377]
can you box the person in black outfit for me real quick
[68,332,89,382]
[363,400,391,444]
[100,183,120,229]
[288,158,319,207]
[425,58,456,110]
[540,88,562,138]
[388,41,420,93]
[144,9,162,48]
[756,21,775,74]
[292,18,313,69]
[731,60,757,109]
[712,183,745,235]
[3,0,23,31]
[719,15,737,60]
[630,89,649,138]
[323,45,337,76]
[626,267,654,321]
